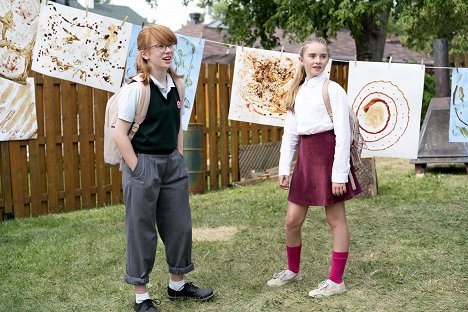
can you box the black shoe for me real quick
[167,282,214,301]
[134,299,160,312]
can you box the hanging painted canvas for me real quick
[348,61,424,159]
[229,47,332,127]
[449,68,468,142]
[229,47,302,127]
[123,23,142,83]
[173,34,205,130]
[0,77,37,141]
[31,1,132,92]
[0,0,41,83]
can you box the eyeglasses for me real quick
[147,43,177,53]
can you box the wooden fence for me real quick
[0,63,348,219]
[449,53,468,67]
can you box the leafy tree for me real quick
[175,0,467,61]
[394,0,468,54]
[182,0,394,61]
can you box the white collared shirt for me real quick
[278,72,351,183]
[118,73,182,123]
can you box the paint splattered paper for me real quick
[348,61,424,159]
[229,47,302,127]
[31,1,132,92]
[0,0,41,83]
[123,23,142,83]
[0,77,37,141]
[449,68,468,142]
[174,34,204,131]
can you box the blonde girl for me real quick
[267,37,361,298]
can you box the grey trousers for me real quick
[122,150,194,285]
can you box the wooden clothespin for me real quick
[280,46,284,57]
[85,5,88,17]
[354,54,357,66]
[421,59,424,70]
[198,32,203,44]
[388,56,392,68]
[121,16,128,27]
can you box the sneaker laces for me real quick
[136,298,161,311]
[317,280,330,290]
[272,270,288,279]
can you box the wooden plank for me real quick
[111,166,122,204]
[0,142,13,216]
[44,75,58,214]
[31,73,48,216]
[207,64,219,190]
[93,88,109,206]
[228,65,240,182]
[218,64,230,186]
[9,142,27,217]
[54,79,65,212]
[195,65,208,186]
[77,84,93,208]
[61,80,81,211]
[251,123,260,144]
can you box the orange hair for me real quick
[134,24,183,84]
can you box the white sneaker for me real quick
[267,269,302,287]
[308,279,346,298]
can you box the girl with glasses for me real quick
[113,24,213,312]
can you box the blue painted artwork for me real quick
[123,24,142,83]
[174,34,205,130]
[449,68,468,142]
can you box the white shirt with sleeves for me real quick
[278,71,351,183]
[117,73,184,123]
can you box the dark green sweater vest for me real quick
[131,80,181,155]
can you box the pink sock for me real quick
[286,245,302,273]
[328,251,349,284]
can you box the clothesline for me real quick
[198,38,462,71]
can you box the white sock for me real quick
[135,292,150,304]
[169,279,185,291]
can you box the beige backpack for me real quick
[322,79,364,190]
[103,74,185,166]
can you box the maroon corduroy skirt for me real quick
[288,130,362,206]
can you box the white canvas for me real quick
[449,68,468,142]
[31,1,132,92]
[0,0,41,83]
[229,47,332,127]
[348,61,425,159]
[0,77,37,141]
[174,34,205,131]
[123,23,142,84]
[229,47,302,127]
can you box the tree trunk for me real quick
[353,6,391,62]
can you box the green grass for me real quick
[0,158,467,311]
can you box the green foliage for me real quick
[1,159,467,311]
[394,0,468,53]
[422,73,435,125]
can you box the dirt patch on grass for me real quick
[192,226,238,241]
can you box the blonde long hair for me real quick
[135,24,183,84]
[285,37,329,112]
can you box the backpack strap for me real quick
[128,74,151,140]
[322,78,357,189]
[322,79,333,122]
